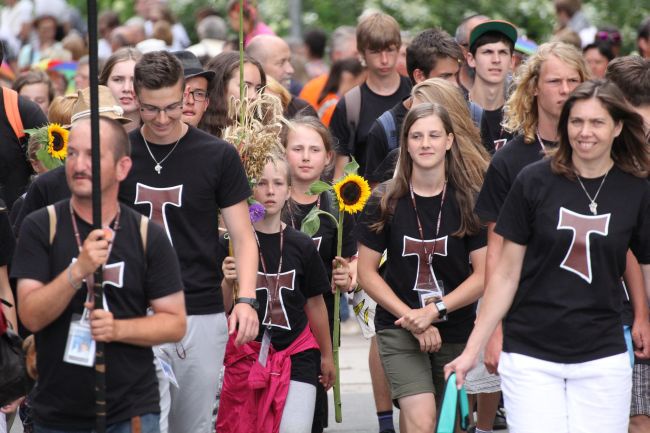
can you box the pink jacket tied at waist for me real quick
[216,325,320,433]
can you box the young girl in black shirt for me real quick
[447,80,650,432]
[356,102,488,432]
[218,154,336,433]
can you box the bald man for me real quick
[247,34,317,119]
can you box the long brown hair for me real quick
[98,47,142,86]
[551,79,650,179]
[371,103,486,237]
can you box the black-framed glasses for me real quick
[139,100,184,118]
[184,89,208,102]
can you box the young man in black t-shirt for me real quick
[466,20,517,154]
[364,28,464,184]
[329,12,412,180]
[118,51,259,433]
[12,116,186,432]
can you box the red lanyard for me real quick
[253,225,284,326]
[69,201,121,299]
[287,195,320,229]
[409,181,446,265]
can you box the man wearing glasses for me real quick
[119,50,259,433]
[172,51,214,127]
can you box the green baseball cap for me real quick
[469,20,518,50]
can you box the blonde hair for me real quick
[503,42,590,144]
[47,94,79,125]
[264,76,291,110]
[372,102,487,237]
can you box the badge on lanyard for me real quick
[258,328,272,367]
[63,313,96,367]
[156,355,180,388]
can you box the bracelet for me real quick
[67,263,82,291]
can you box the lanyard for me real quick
[253,225,284,327]
[409,181,446,265]
[69,202,121,301]
[287,195,320,229]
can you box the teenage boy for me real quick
[467,20,517,154]
[364,28,464,183]
[172,50,215,127]
[329,11,412,178]
[119,50,259,433]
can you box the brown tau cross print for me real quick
[134,183,183,242]
[557,207,609,283]
[402,235,448,290]
[102,262,125,288]
[256,270,296,330]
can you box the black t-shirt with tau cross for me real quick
[10,200,183,429]
[119,126,251,316]
[495,160,650,364]
[282,192,356,332]
[354,183,487,342]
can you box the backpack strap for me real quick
[3,87,25,140]
[47,205,57,245]
[469,102,483,129]
[323,190,340,222]
[344,85,362,141]
[140,215,149,256]
[377,110,399,151]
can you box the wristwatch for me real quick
[235,297,260,310]
[434,300,448,321]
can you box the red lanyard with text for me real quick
[288,195,320,229]
[253,226,284,327]
[409,181,446,265]
[70,202,121,300]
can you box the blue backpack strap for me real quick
[469,102,483,128]
[377,110,398,151]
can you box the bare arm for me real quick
[304,295,335,390]
[88,291,186,346]
[0,266,17,330]
[221,200,260,345]
[357,244,411,319]
[484,222,504,372]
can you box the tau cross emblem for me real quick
[256,270,296,330]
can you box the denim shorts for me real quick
[34,413,160,433]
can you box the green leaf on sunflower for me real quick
[343,158,360,176]
[300,206,322,237]
[307,180,332,196]
[36,147,63,170]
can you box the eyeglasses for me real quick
[596,31,621,44]
[139,100,184,118]
[184,89,208,102]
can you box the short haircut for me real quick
[71,117,131,160]
[606,56,650,107]
[583,41,615,61]
[12,70,55,102]
[304,29,327,59]
[197,15,227,41]
[134,50,184,94]
[406,29,463,85]
[330,25,356,58]
[356,12,401,53]
[470,31,514,55]
[554,0,582,16]
[455,14,489,46]
[638,17,650,40]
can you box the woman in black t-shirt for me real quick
[356,103,488,432]
[446,80,650,432]
[218,154,336,433]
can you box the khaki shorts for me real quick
[376,327,465,404]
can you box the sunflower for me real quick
[47,123,69,160]
[333,174,371,214]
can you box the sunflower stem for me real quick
[333,210,343,423]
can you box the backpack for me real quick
[0,301,32,406]
[3,86,25,141]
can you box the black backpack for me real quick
[0,302,32,405]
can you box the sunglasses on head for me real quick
[596,31,621,44]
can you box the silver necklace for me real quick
[141,128,183,174]
[575,168,611,215]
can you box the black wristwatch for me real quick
[235,297,260,310]
[434,300,448,320]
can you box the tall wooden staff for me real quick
[86,0,106,431]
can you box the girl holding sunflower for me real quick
[217,152,337,433]
[355,102,488,432]
[281,115,357,431]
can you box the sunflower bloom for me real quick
[47,123,69,160]
[333,174,371,214]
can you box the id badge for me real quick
[63,314,96,367]
[258,328,272,367]
[417,279,447,322]
[156,355,180,388]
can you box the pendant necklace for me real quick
[575,168,611,215]
[141,127,183,174]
